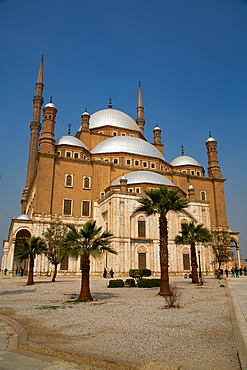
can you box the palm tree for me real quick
[135,186,189,296]
[175,221,212,284]
[60,221,116,301]
[15,236,47,285]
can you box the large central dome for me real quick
[89,109,141,132]
[91,136,165,161]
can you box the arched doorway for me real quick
[14,229,31,275]
[230,239,240,268]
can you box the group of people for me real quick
[215,266,247,278]
[15,267,24,276]
[103,267,114,278]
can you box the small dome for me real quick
[56,135,88,150]
[88,109,141,132]
[82,111,90,116]
[17,214,31,221]
[206,137,216,143]
[188,184,194,190]
[91,136,165,161]
[111,171,174,187]
[44,102,57,109]
[171,155,201,167]
[153,124,161,131]
[120,174,127,180]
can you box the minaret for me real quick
[136,82,145,136]
[205,132,222,178]
[39,97,57,153]
[153,123,164,155]
[21,57,44,210]
[81,108,90,131]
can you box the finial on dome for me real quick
[139,81,141,87]
[85,108,87,112]
[181,145,184,156]
[50,97,53,103]
[209,131,211,138]
[41,55,44,62]
[68,124,71,135]
[108,98,113,109]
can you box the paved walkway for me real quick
[0,322,109,370]
[227,276,247,370]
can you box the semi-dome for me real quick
[170,155,201,167]
[88,109,141,132]
[17,214,31,221]
[111,171,174,186]
[91,136,165,161]
[55,135,88,150]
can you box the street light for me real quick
[198,250,202,279]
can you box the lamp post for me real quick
[198,250,202,279]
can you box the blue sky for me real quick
[0,0,247,260]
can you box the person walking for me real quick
[103,268,107,278]
[225,268,228,278]
[110,268,114,278]
[244,266,247,276]
[240,267,243,276]
[231,267,235,277]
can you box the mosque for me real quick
[1,58,241,276]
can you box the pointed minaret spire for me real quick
[21,57,44,212]
[136,82,145,136]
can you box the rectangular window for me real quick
[63,199,72,215]
[183,254,190,270]
[197,171,200,176]
[66,151,71,158]
[74,153,79,159]
[151,163,155,169]
[126,159,131,165]
[143,162,147,168]
[135,160,139,166]
[113,158,118,164]
[138,220,146,238]
[191,170,195,175]
[82,201,90,216]
[135,187,140,193]
[60,256,68,270]
[138,253,146,269]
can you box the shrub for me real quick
[162,284,181,308]
[125,278,136,287]
[108,279,124,288]
[137,278,161,288]
[129,268,152,283]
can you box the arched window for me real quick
[66,175,72,187]
[84,177,90,189]
[201,191,206,201]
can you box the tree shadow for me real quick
[0,289,35,295]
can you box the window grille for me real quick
[63,199,72,215]
[82,201,90,216]
[138,220,146,238]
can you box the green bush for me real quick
[137,278,161,288]
[108,279,124,288]
[129,268,152,282]
[125,278,136,287]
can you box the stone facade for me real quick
[1,59,240,276]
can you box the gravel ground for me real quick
[0,276,240,369]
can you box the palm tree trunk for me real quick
[52,263,58,282]
[158,214,171,296]
[27,255,34,285]
[79,255,93,301]
[190,243,199,284]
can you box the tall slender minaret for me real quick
[205,132,222,178]
[136,82,145,136]
[21,57,44,210]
